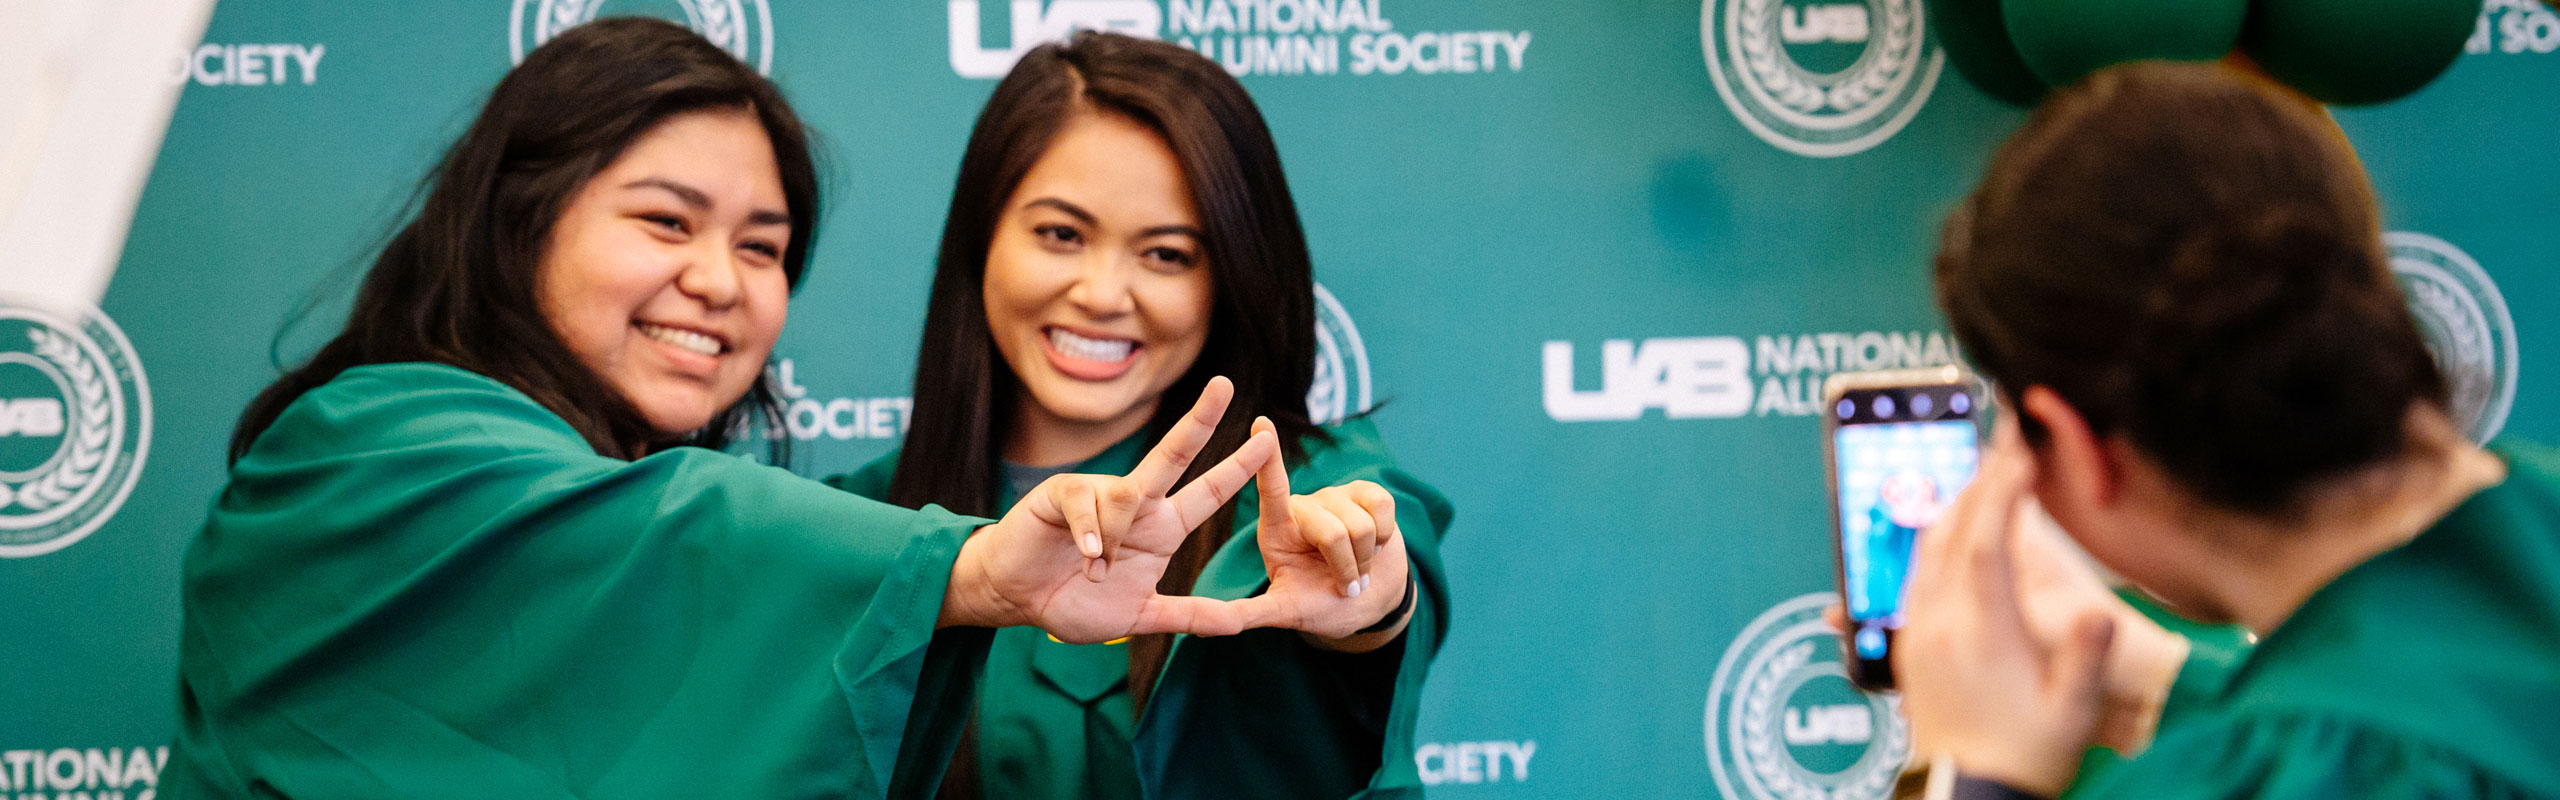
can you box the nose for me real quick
[675,241,745,310]
[1063,251,1136,318]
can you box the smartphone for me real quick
[1822,366,1984,691]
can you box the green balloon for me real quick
[2242,0,2480,106]
[2002,0,2249,88]
[1931,0,2050,106]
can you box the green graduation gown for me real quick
[2062,590,2256,796]
[825,416,1452,799]
[2069,440,2560,799]
[168,363,993,798]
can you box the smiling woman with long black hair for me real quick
[826,31,1452,800]
[166,19,1281,798]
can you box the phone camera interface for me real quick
[1835,419,1978,626]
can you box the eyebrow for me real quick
[1024,197,1201,240]
[624,177,791,227]
[1025,197,1097,225]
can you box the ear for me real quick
[2019,386,2120,509]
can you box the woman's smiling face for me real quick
[982,109,1215,462]
[537,108,793,440]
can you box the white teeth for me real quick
[1048,328,1135,363]
[638,322,723,357]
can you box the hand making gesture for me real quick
[942,377,1278,643]
[1231,417,1415,651]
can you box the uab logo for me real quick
[0,299,150,558]
[1783,4,1869,43]
[1308,283,1373,426]
[949,0,1160,78]
[0,399,65,437]
[511,0,775,74]
[1706,593,1908,800]
[1786,704,1873,745]
[1541,337,1752,421]
[2387,232,2517,443]
[1701,0,1943,157]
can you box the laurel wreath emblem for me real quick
[8,329,111,513]
[2404,273,2497,434]
[2380,233,2516,444]
[1735,0,1917,114]
[534,0,751,63]
[543,0,594,41]
[1310,348,1345,424]
[1734,640,1909,800]
[1306,284,1371,427]
[2407,278,2490,372]
[692,0,746,58]
[1741,642,1826,800]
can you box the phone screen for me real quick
[1832,389,1980,669]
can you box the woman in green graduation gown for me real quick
[167,19,1289,798]
[1887,62,2559,799]
[824,32,1452,800]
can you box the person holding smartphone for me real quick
[1891,62,2557,799]
[168,20,1284,797]
[824,31,1451,800]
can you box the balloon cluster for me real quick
[1931,0,2484,106]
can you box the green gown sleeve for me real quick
[2063,593,2254,796]
[2071,713,2548,799]
[2070,440,2560,799]
[169,364,990,799]
[823,450,1004,798]
[1133,417,1456,800]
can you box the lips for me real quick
[1042,326,1140,381]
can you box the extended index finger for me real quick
[1169,428,1278,530]
[1252,417,1296,534]
[1126,376,1235,498]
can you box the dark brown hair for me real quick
[887,32,1327,795]
[232,17,819,462]
[1936,61,2446,515]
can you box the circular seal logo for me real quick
[1706,593,1909,800]
[2386,231,2517,444]
[0,298,150,558]
[1308,283,1373,426]
[510,0,775,74]
[1701,0,1944,158]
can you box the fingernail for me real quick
[1082,533,1101,557]
[1345,580,1364,599]
[1360,575,1373,593]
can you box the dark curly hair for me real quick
[1936,61,2446,516]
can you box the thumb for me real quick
[1131,594,1253,638]
[1222,592,1295,632]
[1010,475,1068,530]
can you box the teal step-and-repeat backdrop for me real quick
[5,1,2554,796]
